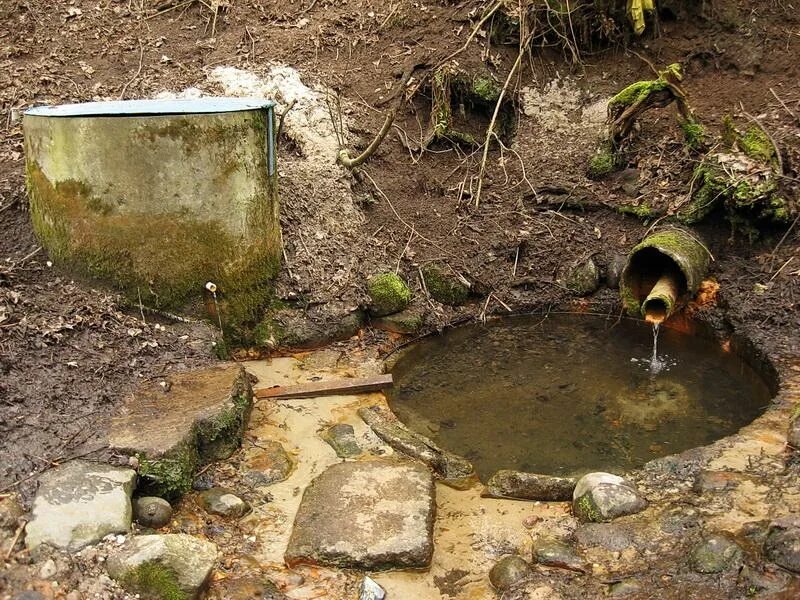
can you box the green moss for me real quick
[681,119,706,150]
[368,273,411,316]
[608,64,681,110]
[196,392,252,462]
[677,162,727,225]
[421,265,469,305]
[588,144,617,179]
[472,75,501,103]
[120,562,186,600]
[26,159,280,336]
[617,203,657,218]
[136,441,199,501]
[574,494,603,522]
[739,126,775,164]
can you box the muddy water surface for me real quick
[388,314,772,479]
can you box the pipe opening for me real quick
[623,247,687,321]
[643,298,669,324]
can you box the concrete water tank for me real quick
[23,97,281,328]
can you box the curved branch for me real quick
[336,109,396,169]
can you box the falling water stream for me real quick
[650,323,664,375]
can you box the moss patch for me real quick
[136,441,199,501]
[681,119,706,151]
[739,126,775,164]
[574,494,603,523]
[196,391,252,463]
[588,144,617,179]
[120,562,187,600]
[368,273,411,316]
[422,265,470,305]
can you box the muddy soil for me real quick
[0,0,799,597]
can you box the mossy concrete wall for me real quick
[23,108,281,327]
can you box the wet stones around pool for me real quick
[133,497,173,529]
[489,555,534,591]
[25,460,136,552]
[763,517,800,573]
[420,263,470,306]
[689,533,743,574]
[106,533,218,599]
[321,423,362,458]
[572,473,647,523]
[532,538,589,573]
[692,469,749,493]
[483,470,576,501]
[285,459,435,570]
[108,364,253,500]
[357,405,475,485]
[574,523,634,553]
[241,440,293,487]
[198,487,250,518]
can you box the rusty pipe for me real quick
[642,271,680,324]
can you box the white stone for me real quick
[25,461,136,551]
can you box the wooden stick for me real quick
[4,519,27,560]
[255,374,393,400]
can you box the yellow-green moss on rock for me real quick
[120,562,186,600]
[368,273,411,316]
[422,264,470,306]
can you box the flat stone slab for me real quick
[108,364,252,498]
[25,460,136,551]
[285,459,435,570]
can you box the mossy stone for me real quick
[121,562,186,600]
[368,273,411,316]
[565,258,600,296]
[421,265,469,306]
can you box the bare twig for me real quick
[119,39,145,100]
[770,87,799,124]
[276,99,297,143]
[474,39,529,207]
[5,520,26,560]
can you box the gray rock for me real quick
[242,441,293,486]
[14,593,46,600]
[608,579,642,596]
[38,558,58,579]
[134,497,173,528]
[285,459,435,570]
[359,575,386,600]
[789,415,800,450]
[483,470,575,501]
[532,538,588,573]
[107,533,218,599]
[198,488,250,518]
[604,254,627,289]
[321,423,362,458]
[572,472,647,523]
[764,518,800,573]
[358,405,474,483]
[489,555,533,591]
[575,523,633,552]
[25,460,136,551]
[257,304,365,349]
[565,258,600,296]
[689,534,743,573]
[109,364,253,499]
[371,307,425,334]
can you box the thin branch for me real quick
[337,109,396,168]
[119,39,145,100]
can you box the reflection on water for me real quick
[387,314,771,480]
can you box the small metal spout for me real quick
[642,272,680,324]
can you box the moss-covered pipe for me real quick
[620,229,710,320]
